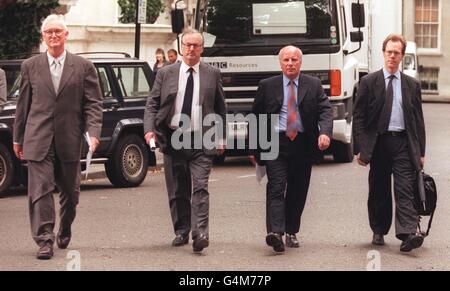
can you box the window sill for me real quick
[417,49,443,56]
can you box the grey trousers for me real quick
[163,149,213,240]
[27,145,80,247]
[368,133,419,241]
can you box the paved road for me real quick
[0,103,449,271]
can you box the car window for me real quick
[112,66,150,99]
[96,66,113,99]
[1,65,21,101]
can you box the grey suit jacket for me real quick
[252,74,333,163]
[13,52,103,162]
[143,61,226,155]
[353,69,425,170]
[0,68,6,113]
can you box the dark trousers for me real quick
[265,133,312,235]
[27,144,80,247]
[163,149,213,240]
[368,133,419,240]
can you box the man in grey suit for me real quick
[353,34,426,252]
[250,46,333,253]
[13,14,103,259]
[143,29,226,253]
[0,68,6,113]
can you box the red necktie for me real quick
[286,80,298,141]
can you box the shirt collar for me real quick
[181,61,200,73]
[47,50,66,65]
[383,68,400,80]
[283,74,299,87]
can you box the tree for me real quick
[0,0,60,59]
[118,0,165,24]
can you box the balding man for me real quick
[13,14,102,259]
[251,45,333,253]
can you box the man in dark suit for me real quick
[143,29,226,253]
[353,34,426,252]
[251,45,333,253]
[13,14,103,259]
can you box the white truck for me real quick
[172,0,414,163]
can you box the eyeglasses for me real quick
[182,42,202,49]
[384,50,402,57]
[43,29,65,36]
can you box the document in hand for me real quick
[256,164,266,184]
[82,132,93,179]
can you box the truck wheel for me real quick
[333,140,354,163]
[0,143,15,195]
[105,134,148,187]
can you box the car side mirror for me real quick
[352,3,365,28]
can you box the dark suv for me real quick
[0,53,156,195]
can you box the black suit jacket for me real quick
[252,74,333,163]
[353,69,425,170]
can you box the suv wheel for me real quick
[105,134,149,187]
[0,143,15,195]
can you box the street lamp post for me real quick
[134,0,141,58]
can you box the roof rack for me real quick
[76,52,132,58]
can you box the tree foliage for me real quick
[118,0,165,24]
[0,0,60,59]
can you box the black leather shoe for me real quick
[193,234,209,253]
[172,234,189,246]
[57,227,72,249]
[286,234,299,248]
[36,243,54,260]
[372,234,385,246]
[400,233,424,252]
[266,233,285,253]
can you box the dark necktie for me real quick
[378,75,395,133]
[181,67,194,118]
[286,80,298,141]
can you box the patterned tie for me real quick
[286,80,298,141]
[50,59,62,94]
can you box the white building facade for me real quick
[44,0,193,66]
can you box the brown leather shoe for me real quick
[57,227,71,249]
[192,234,209,253]
[266,233,285,253]
[36,243,54,260]
[286,234,299,248]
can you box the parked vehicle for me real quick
[0,53,156,195]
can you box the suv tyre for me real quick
[0,143,15,195]
[105,134,149,187]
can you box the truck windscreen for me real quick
[201,0,339,56]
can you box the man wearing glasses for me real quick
[353,34,426,252]
[13,14,103,259]
[144,29,226,253]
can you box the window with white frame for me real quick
[414,0,440,49]
[420,67,439,93]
